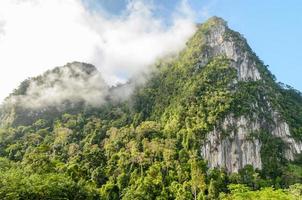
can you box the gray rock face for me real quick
[203,19,261,81]
[271,112,302,160]
[201,115,262,172]
[201,113,302,173]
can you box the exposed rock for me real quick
[201,115,262,172]
[203,18,261,81]
[201,113,302,173]
[271,112,302,160]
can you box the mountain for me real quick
[196,17,302,172]
[0,17,301,199]
[0,62,109,127]
[130,17,302,173]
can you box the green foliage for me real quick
[0,166,98,200]
[278,86,302,139]
[220,184,302,200]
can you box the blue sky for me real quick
[84,0,302,91]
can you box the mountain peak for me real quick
[148,17,302,173]
[0,62,108,127]
[188,16,262,81]
[202,16,228,27]
[64,61,98,75]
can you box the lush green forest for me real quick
[0,115,301,199]
[0,17,301,199]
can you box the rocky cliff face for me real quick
[196,18,261,81]
[271,112,302,160]
[202,115,263,172]
[199,17,302,172]
[201,114,302,172]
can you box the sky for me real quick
[0,0,301,102]
[86,0,302,90]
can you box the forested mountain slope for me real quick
[0,17,301,199]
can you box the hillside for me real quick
[0,62,109,127]
[0,17,301,199]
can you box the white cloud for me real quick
[0,20,5,35]
[0,0,196,104]
[9,62,109,109]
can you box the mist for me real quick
[0,0,197,107]
[8,62,109,110]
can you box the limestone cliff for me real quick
[198,17,302,172]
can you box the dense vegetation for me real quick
[0,111,301,199]
[0,17,301,199]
